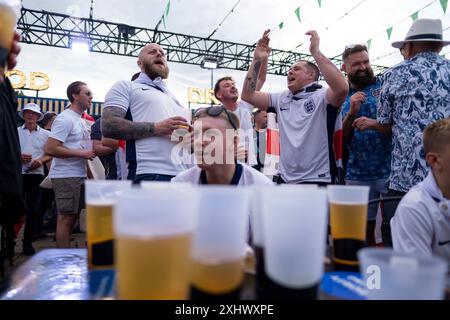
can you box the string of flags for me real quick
[161,0,171,29]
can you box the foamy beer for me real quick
[85,181,132,270]
[328,186,370,271]
[0,0,19,78]
[115,185,198,300]
[190,186,249,300]
[261,186,327,300]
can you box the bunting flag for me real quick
[162,15,166,29]
[165,0,171,17]
[440,0,448,13]
[278,22,284,29]
[411,11,419,21]
[386,27,393,40]
[295,7,301,22]
[317,0,323,8]
[366,39,372,50]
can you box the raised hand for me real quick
[349,92,366,114]
[253,29,271,60]
[305,30,320,56]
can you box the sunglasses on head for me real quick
[205,106,238,130]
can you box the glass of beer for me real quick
[115,185,198,300]
[261,186,328,300]
[359,248,448,300]
[0,0,20,79]
[85,180,132,270]
[190,186,249,300]
[328,185,370,271]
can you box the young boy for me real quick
[391,118,450,262]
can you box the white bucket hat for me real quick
[392,18,450,49]
[20,103,44,121]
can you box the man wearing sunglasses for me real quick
[172,106,272,186]
[102,43,192,183]
[241,30,349,185]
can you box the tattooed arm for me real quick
[241,30,271,110]
[101,106,189,140]
[306,30,349,107]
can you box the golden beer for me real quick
[191,259,244,295]
[86,203,114,270]
[116,232,192,300]
[330,202,368,270]
[0,3,16,76]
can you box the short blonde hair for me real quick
[423,118,450,154]
[195,108,240,130]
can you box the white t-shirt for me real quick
[269,83,332,183]
[17,125,50,175]
[172,163,273,186]
[104,80,190,177]
[49,108,90,178]
[233,101,257,166]
[391,172,450,262]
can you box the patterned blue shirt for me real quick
[378,52,450,193]
[341,77,392,181]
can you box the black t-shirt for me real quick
[91,119,117,180]
[0,78,22,194]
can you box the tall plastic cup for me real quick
[190,186,249,300]
[359,248,448,300]
[328,185,370,271]
[261,186,328,299]
[114,185,198,300]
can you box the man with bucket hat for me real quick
[17,103,52,255]
[377,19,450,247]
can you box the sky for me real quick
[13,0,450,108]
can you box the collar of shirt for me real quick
[21,124,40,132]
[420,172,450,219]
[283,82,323,103]
[135,72,184,108]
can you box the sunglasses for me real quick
[205,106,238,130]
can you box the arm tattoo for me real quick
[101,107,156,140]
[250,61,262,91]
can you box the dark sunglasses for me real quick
[205,106,238,130]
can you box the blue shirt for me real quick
[377,52,450,193]
[341,77,391,181]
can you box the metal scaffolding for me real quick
[17,7,388,76]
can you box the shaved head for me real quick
[137,43,169,79]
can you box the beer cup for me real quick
[328,186,370,271]
[261,186,327,299]
[115,185,198,300]
[190,186,249,300]
[85,180,132,270]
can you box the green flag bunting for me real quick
[162,15,166,29]
[386,27,393,40]
[440,0,448,13]
[411,11,419,21]
[295,7,301,22]
[318,0,322,8]
[165,0,171,17]
[278,22,284,29]
[366,39,372,50]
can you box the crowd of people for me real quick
[0,18,449,277]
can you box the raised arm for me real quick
[101,106,190,140]
[306,30,349,107]
[241,30,271,110]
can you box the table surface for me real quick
[1,249,368,300]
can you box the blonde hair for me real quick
[195,108,240,130]
[423,118,450,154]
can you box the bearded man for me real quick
[102,43,192,183]
[340,44,392,246]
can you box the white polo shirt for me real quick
[104,78,189,177]
[49,108,89,178]
[391,172,450,262]
[234,101,257,166]
[17,125,50,175]
[172,163,273,186]
[269,82,332,184]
